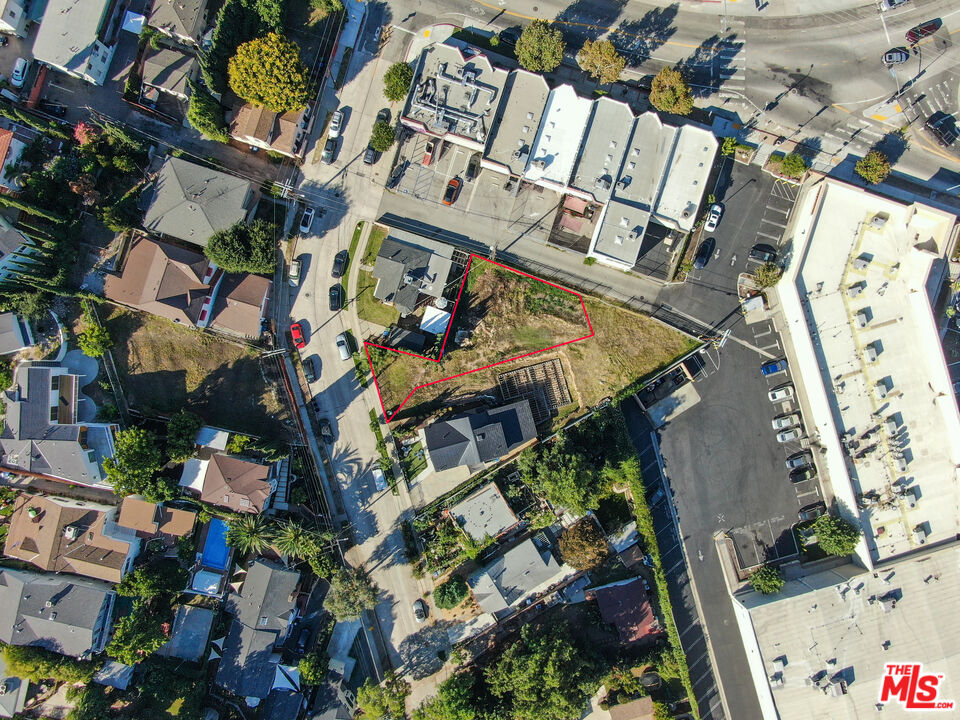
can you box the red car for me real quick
[290,323,306,349]
[442,177,461,205]
[906,20,941,44]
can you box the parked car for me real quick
[318,418,334,444]
[465,153,481,182]
[303,355,319,383]
[692,236,715,270]
[423,139,437,166]
[443,178,462,205]
[289,258,301,287]
[290,323,306,349]
[882,48,910,65]
[906,20,940,44]
[413,599,427,623]
[749,244,778,263]
[768,384,794,402]
[776,427,803,443]
[328,110,343,139]
[387,159,409,189]
[790,466,817,483]
[38,100,67,117]
[798,501,826,522]
[772,413,800,430]
[335,332,351,360]
[299,207,315,234]
[321,137,336,164]
[499,28,521,46]
[761,359,788,376]
[704,204,723,232]
[880,0,910,9]
[363,145,377,165]
[332,250,348,278]
[296,628,311,653]
[329,284,344,311]
[785,451,813,470]
[11,58,29,89]
[926,112,957,147]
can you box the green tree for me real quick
[226,513,274,554]
[78,323,113,358]
[384,62,414,102]
[777,153,807,179]
[104,428,171,501]
[413,671,479,720]
[309,549,337,578]
[357,670,410,720]
[370,121,396,153]
[749,564,785,594]
[202,0,285,94]
[325,568,379,620]
[228,33,309,112]
[515,20,565,73]
[1,645,96,683]
[517,437,603,514]
[311,0,344,14]
[649,66,694,115]
[274,519,318,559]
[576,39,625,84]
[299,650,330,685]
[116,560,188,599]
[434,576,469,609]
[557,517,609,570]
[204,219,277,274]
[67,684,112,720]
[106,600,168,665]
[813,514,861,556]
[753,262,783,289]
[166,410,202,463]
[186,80,229,143]
[855,150,891,184]
[3,289,52,321]
[652,702,671,720]
[486,622,598,720]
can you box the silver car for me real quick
[772,413,800,430]
[785,451,812,470]
[776,427,803,443]
[328,110,343,139]
[413,599,427,623]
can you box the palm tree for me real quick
[226,513,273,555]
[273,520,319,560]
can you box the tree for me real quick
[384,62,414,102]
[116,560,188,599]
[274,519,318,559]
[204,219,277,274]
[309,549,337,578]
[557,517,609,570]
[517,437,603,514]
[78,323,112,358]
[434,575,469,609]
[652,702,671,720]
[749,564,785,594]
[226,513,274,555]
[649,66,694,116]
[752,262,783,289]
[413,671,479,720]
[311,0,344,14]
[515,20,565,73]
[298,650,329,685]
[228,33,309,112]
[325,568,379,620]
[486,622,598,720]
[370,121,396,153]
[186,81,229,143]
[104,428,172,501]
[576,39,625,84]
[357,670,410,720]
[106,600,168,665]
[67,685,112,720]
[166,410,202,463]
[3,289,52,321]
[813,514,861,556]
[777,153,807,179]
[1,645,96,684]
[855,150,891,184]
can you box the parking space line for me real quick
[666,558,686,575]
[756,230,782,242]
[679,622,702,639]
[683,634,707,655]
[760,217,788,229]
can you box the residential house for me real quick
[0,653,28,718]
[0,1,28,37]
[0,363,118,486]
[32,0,124,86]
[215,559,301,704]
[229,102,310,159]
[419,400,536,473]
[179,453,277,514]
[587,578,661,646]
[3,494,139,583]
[448,483,519,543]
[147,0,208,45]
[116,496,196,546]
[371,232,456,316]
[0,567,116,658]
[156,605,215,661]
[142,156,259,247]
[142,46,198,101]
[0,117,44,195]
[103,234,270,339]
[0,312,32,355]
[469,537,567,617]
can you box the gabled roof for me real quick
[591,578,659,645]
[142,46,197,97]
[197,454,273,514]
[117,497,196,539]
[32,0,114,78]
[209,272,271,338]
[371,233,455,315]
[423,400,536,471]
[147,0,207,40]
[143,157,255,247]
[229,104,304,154]
[470,538,563,614]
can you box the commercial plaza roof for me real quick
[653,123,717,231]
[523,85,592,191]
[569,97,636,203]
[736,544,960,720]
[483,69,550,176]
[779,178,960,564]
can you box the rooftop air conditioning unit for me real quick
[63,525,80,541]
[847,282,864,298]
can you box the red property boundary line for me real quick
[365,254,595,423]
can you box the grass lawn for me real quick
[341,221,364,295]
[102,306,287,439]
[401,441,428,479]
[356,269,400,327]
[362,224,389,265]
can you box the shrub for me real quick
[776,152,807,179]
[855,150,891,184]
[813,514,861,556]
[749,564,785,594]
[383,62,414,102]
[434,576,469,609]
[753,262,783,289]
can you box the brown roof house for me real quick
[229,103,310,159]
[117,496,196,546]
[587,577,661,646]
[104,235,270,339]
[179,453,278,514]
[3,494,139,583]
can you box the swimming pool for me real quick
[200,518,231,571]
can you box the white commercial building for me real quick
[522,85,593,195]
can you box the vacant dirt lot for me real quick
[102,307,287,439]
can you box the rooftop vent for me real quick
[63,525,80,542]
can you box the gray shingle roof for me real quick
[32,0,113,78]
[371,233,455,316]
[424,400,536,471]
[469,538,562,614]
[142,46,196,97]
[148,0,207,41]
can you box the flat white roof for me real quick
[179,458,209,492]
[780,178,960,564]
[524,85,592,191]
[653,124,717,231]
[739,544,960,720]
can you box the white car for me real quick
[328,110,343,139]
[880,0,909,10]
[288,259,301,287]
[11,58,29,89]
[768,384,794,402]
[299,207,315,234]
[772,413,800,430]
[704,203,722,232]
[776,427,803,443]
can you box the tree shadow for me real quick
[336,1,394,90]
[871,131,909,165]
[795,136,822,163]
[397,618,459,679]
[554,0,629,54]
[608,4,679,67]
[678,34,743,99]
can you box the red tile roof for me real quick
[593,577,660,645]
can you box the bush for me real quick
[855,150,891,184]
[775,152,807,179]
[813,514,861,556]
[749,564,785,594]
[1,645,98,684]
[78,322,112,358]
[186,81,229,143]
[515,20,565,72]
[204,219,277,274]
[299,650,329,685]
[383,62,414,102]
[753,262,783,289]
[228,33,309,112]
[370,121,396,152]
[166,409,202,463]
[649,67,694,115]
[434,576,469,609]
[557,517,609,570]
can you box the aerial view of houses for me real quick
[0,2,957,720]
